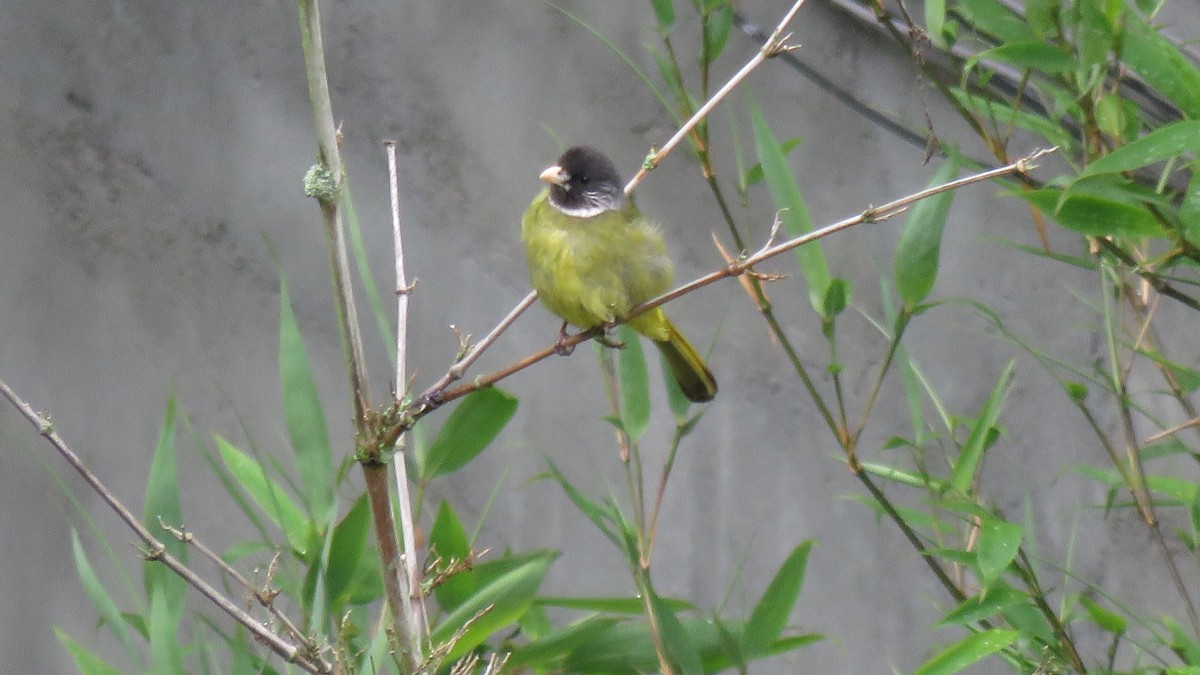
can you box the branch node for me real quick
[396,278,418,296]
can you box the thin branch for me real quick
[396,147,1055,424]
[0,378,332,674]
[624,0,810,194]
[296,1,417,668]
[384,140,428,652]
[159,520,310,647]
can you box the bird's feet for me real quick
[595,322,625,349]
[554,322,575,356]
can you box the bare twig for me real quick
[400,147,1055,417]
[624,0,810,194]
[159,519,311,646]
[0,378,332,674]
[296,1,419,669]
[384,140,429,651]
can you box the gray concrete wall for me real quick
[0,0,1191,672]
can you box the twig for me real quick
[0,378,332,674]
[384,140,429,649]
[159,519,310,647]
[411,147,1055,414]
[624,0,809,194]
[296,1,419,669]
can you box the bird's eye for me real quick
[579,176,590,184]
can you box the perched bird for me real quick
[521,146,717,403]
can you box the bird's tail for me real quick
[655,319,717,403]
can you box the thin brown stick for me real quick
[408,147,1055,415]
[0,378,332,674]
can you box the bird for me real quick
[520,146,717,403]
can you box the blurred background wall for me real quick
[0,0,1190,672]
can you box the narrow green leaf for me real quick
[430,500,476,611]
[650,588,704,675]
[648,0,675,34]
[938,583,1026,627]
[949,361,1013,494]
[538,595,694,613]
[428,553,555,663]
[142,397,186,621]
[506,616,623,668]
[215,435,310,555]
[975,516,1022,584]
[749,98,830,315]
[1122,13,1200,119]
[149,587,186,675]
[1080,596,1127,635]
[1082,120,1200,178]
[278,274,334,522]
[702,3,733,64]
[544,459,622,549]
[744,541,813,657]
[70,531,140,666]
[417,387,518,480]
[617,324,651,441]
[744,137,804,186]
[895,156,960,309]
[326,493,370,607]
[54,628,124,675]
[925,0,948,47]
[955,0,1034,43]
[1181,170,1200,249]
[859,462,947,492]
[343,180,398,366]
[966,42,1075,74]
[912,629,1019,675]
[1020,188,1164,238]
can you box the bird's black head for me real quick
[539,146,624,217]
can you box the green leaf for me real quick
[938,583,1027,627]
[326,493,370,608]
[278,274,334,522]
[506,616,623,669]
[1182,170,1200,248]
[618,324,651,441]
[912,629,1019,675]
[975,516,1022,585]
[544,459,623,549]
[428,552,556,663]
[744,137,804,186]
[749,98,831,315]
[69,531,139,666]
[1082,120,1200,178]
[142,397,186,621]
[54,628,124,675]
[1122,13,1200,119]
[1080,596,1127,635]
[1020,188,1165,238]
[955,0,1035,43]
[650,588,704,675]
[418,387,518,480]
[949,361,1013,494]
[216,435,310,555]
[648,0,675,33]
[744,541,813,657]
[966,42,1075,74]
[702,3,733,64]
[430,500,476,611]
[895,156,960,309]
[538,595,693,613]
[925,0,948,47]
[149,587,186,675]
